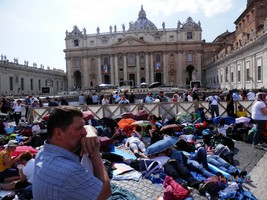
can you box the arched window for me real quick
[119,56,123,65]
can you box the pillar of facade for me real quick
[177,50,183,87]
[195,50,202,81]
[136,53,140,86]
[149,54,153,83]
[123,54,127,81]
[110,55,114,84]
[114,55,119,86]
[97,56,102,84]
[66,58,72,90]
[83,57,89,88]
[163,52,168,85]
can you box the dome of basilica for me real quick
[128,5,157,32]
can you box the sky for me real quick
[0,0,247,72]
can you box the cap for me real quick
[7,140,18,147]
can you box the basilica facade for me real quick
[64,6,204,90]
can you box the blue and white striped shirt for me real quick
[33,142,103,200]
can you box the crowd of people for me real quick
[0,87,266,199]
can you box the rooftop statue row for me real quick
[0,54,64,73]
[65,5,201,37]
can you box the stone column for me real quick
[136,53,140,86]
[110,55,114,84]
[123,54,127,81]
[114,55,119,86]
[97,56,102,84]
[66,58,72,90]
[177,50,183,87]
[163,52,168,85]
[149,54,153,83]
[83,56,88,88]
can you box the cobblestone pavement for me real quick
[111,141,266,200]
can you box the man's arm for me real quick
[81,125,112,200]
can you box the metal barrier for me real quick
[27,100,254,124]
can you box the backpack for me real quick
[163,176,190,200]
[139,159,163,178]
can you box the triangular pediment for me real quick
[113,36,149,47]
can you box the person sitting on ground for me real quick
[0,140,20,183]
[33,106,112,200]
[0,152,34,190]
[124,127,147,158]
[236,105,247,118]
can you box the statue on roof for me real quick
[109,25,112,33]
[162,22,165,29]
[177,20,181,28]
[97,26,100,34]
[114,25,117,32]
[83,27,86,35]
[122,24,125,32]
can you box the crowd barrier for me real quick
[27,100,254,124]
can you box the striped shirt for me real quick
[33,142,103,200]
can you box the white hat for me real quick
[7,140,18,147]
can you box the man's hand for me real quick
[81,125,100,156]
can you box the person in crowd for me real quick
[144,93,154,103]
[251,92,267,150]
[206,95,220,119]
[24,96,32,119]
[187,91,193,102]
[91,93,99,104]
[247,90,256,100]
[172,93,179,102]
[37,97,43,107]
[33,106,111,200]
[60,97,69,106]
[86,95,93,105]
[31,120,41,135]
[101,94,110,105]
[124,127,146,158]
[226,93,235,117]
[0,152,34,190]
[78,94,86,105]
[13,99,24,126]
[236,105,247,118]
[0,140,20,183]
[118,94,130,104]
[46,97,58,107]
[217,118,230,137]
[157,91,169,102]
[128,92,136,103]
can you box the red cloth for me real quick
[11,146,38,157]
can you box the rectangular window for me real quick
[127,54,136,66]
[231,72,234,82]
[30,79,33,90]
[74,39,79,47]
[74,59,80,68]
[238,71,241,82]
[9,77,13,91]
[257,66,262,81]
[90,40,94,46]
[225,67,228,82]
[139,37,143,40]
[38,79,41,90]
[102,39,108,44]
[169,35,174,41]
[154,36,161,41]
[187,32,193,40]
[21,78,24,90]
[118,38,122,42]
[246,68,250,81]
